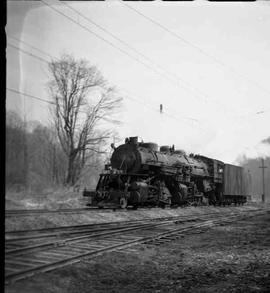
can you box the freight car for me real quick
[83,137,247,208]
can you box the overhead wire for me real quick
[256,109,270,115]
[120,89,198,122]
[7,2,269,160]
[50,0,248,118]
[8,6,267,130]
[13,2,265,136]
[121,90,209,135]
[7,42,50,64]
[61,1,209,103]
[61,0,235,119]
[42,0,236,114]
[236,107,270,119]
[39,0,187,92]
[7,4,205,126]
[7,87,56,105]
[7,86,115,119]
[7,38,201,129]
[7,44,209,152]
[7,35,55,60]
[6,10,254,140]
[119,0,270,97]
[7,86,201,138]
[6,37,205,132]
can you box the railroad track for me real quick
[5,206,257,240]
[6,211,235,252]
[5,207,123,217]
[5,207,268,284]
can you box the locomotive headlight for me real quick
[218,168,223,173]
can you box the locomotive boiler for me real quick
[83,137,247,208]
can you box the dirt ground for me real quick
[6,211,270,293]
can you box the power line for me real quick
[7,71,201,133]
[7,87,56,105]
[6,24,213,133]
[7,35,55,60]
[6,42,206,139]
[62,0,237,118]
[43,0,239,118]
[121,90,209,135]
[7,35,202,125]
[121,89,198,122]
[235,107,270,120]
[41,0,218,106]
[7,87,101,116]
[50,2,202,122]
[7,84,200,132]
[7,86,203,136]
[7,35,237,136]
[63,1,250,118]
[120,1,270,97]
[6,45,199,125]
[40,1,178,87]
[256,109,270,115]
[7,42,50,64]
[61,1,208,102]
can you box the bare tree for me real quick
[47,54,122,186]
[27,123,68,190]
[6,111,26,190]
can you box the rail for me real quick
[5,207,268,284]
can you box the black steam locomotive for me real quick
[83,137,247,208]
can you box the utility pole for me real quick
[248,170,252,196]
[259,158,267,203]
[160,104,163,114]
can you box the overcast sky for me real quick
[6,0,270,163]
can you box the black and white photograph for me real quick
[5,0,270,292]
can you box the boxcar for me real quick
[222,164,247,204]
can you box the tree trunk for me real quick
[66,154,76,185]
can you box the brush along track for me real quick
[5,208,268,284]
[4,204,257,217]
[6,206,189,217]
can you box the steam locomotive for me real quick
[83,137,247,208]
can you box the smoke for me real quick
[262,136,270,145]
[234,136,270,165]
